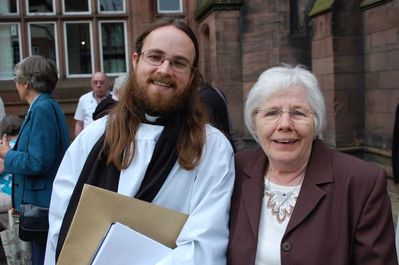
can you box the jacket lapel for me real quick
[285,139,333,234]
[13,94,46,149]
[241,148,268,237]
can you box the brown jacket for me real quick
[228,139,397,265]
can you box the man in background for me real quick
[74,72,109,136]
[200,82,236,151]
[92,74,127,120]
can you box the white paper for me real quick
[90,222,172,265]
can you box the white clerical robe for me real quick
[44,117,235,265]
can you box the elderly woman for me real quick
[227,65,397,265]
[0,55,70,265]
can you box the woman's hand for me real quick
[0,134,10,159]
[0,158,4,174]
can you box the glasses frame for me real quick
[139,51,193,73]
[91,80,107,85]
[256,108,314,124]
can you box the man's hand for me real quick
[0,134,10,159]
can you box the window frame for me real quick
[157,0,183,14]
[0,22,22,80]
[64,21,94,78]
[27,21,60,73]
[97,0,125,14]
[0,0,19,15]
[26,0,56,16]
[98,20,129,76]
[62,0,91,15]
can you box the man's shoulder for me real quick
[79,91,94,100]
[76,117,107,140]
[204,124,234,153]
[204,125,228,142]
[32,95,56,111]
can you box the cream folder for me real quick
[57,184,188,265]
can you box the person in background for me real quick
[74,71,110,136]
[0,97,5,122]
[45,17,234,265]
[200,82,236,152]
[0,55,70,265]
[92,74,127,120]
[0,114,32,265]
[0,115,23,212]
[228,65,397,265]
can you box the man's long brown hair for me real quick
[101,18,206,171]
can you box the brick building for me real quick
[0,0,398,172]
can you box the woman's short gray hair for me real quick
[14,55,58,94]
[244,64,326,142]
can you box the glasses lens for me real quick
[170,59,190,73]
[142,52,162,66]
[289,110,311,123]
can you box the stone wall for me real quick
[198,10,244,136]
[239,0,312,140]
[312,0,365,148]
[362,0,399,152]
[309,0,399,171]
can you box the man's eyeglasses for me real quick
[92,80,106,85]
[140,51,193,73]
[256,108,314,124]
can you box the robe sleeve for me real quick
[44,119,106,265]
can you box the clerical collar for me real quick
[144,113,164,125]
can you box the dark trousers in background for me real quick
[32,241,46,265]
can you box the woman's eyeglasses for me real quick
[256,108,314,124]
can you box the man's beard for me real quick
[131,71,190,116]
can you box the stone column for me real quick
[196,1,245,138]
[311,0,364,148]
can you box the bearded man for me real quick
[44,18,235,265]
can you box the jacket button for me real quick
[282,242,292,252]
[15,183,19,188]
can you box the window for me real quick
[0,0,18,15]
[28,22,58,66]
[65,22,93,76]
[0,23,21,79]
[27,0,55,15]
[0,0,129,81]
[157,0,182,13]
[98,0,124,13]
[100,21,127,74]
[63,0,90,14]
